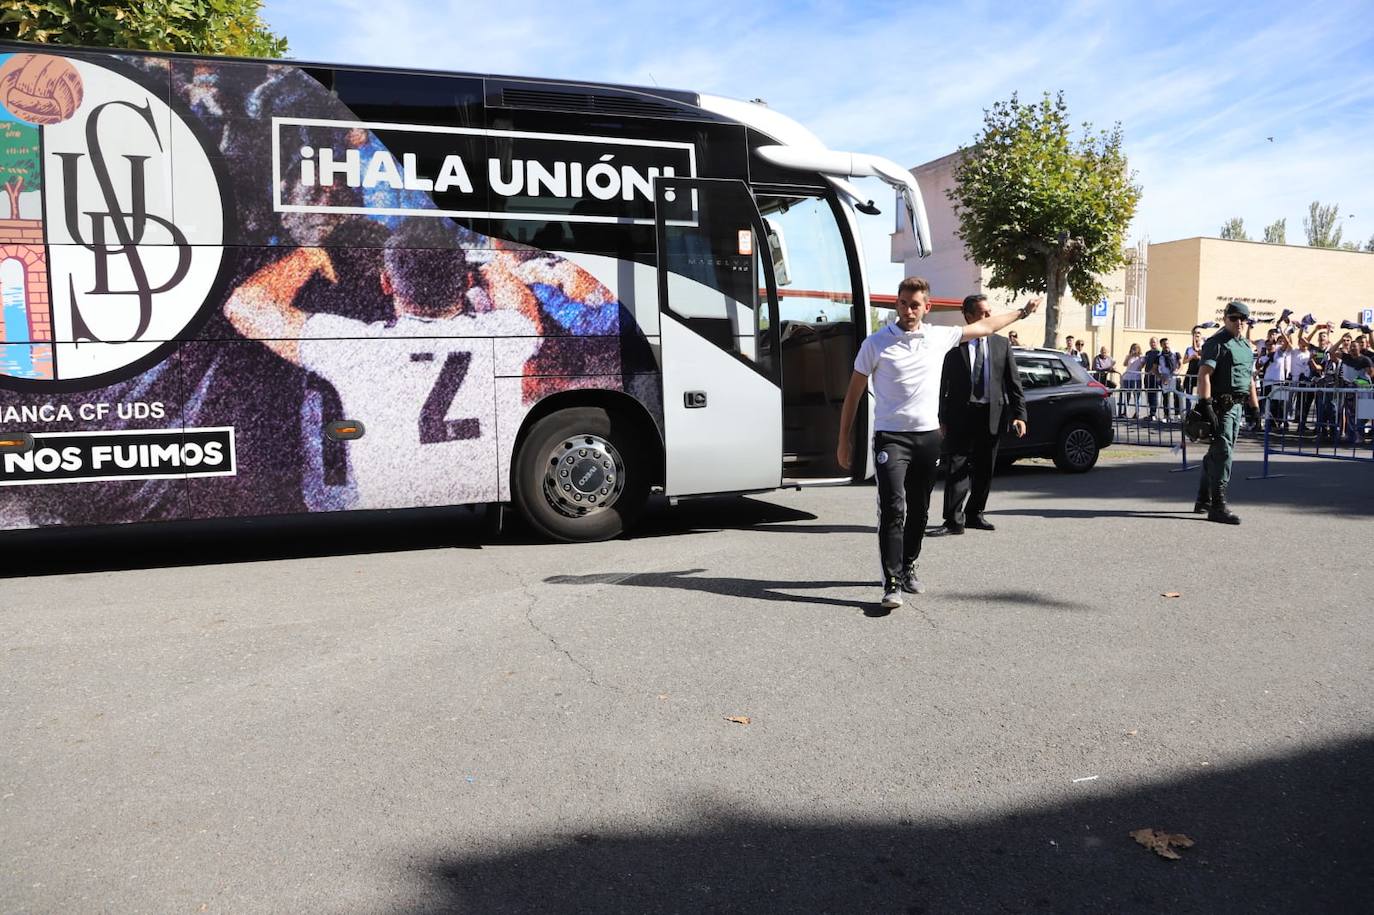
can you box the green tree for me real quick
[1263,218,1286,244]
[1219,217,1248,240]
[0,0,288,58]
[0,118,41,219]
[947,92,1141,347]
[1366,234,1374,253]
[1303,200,1343,248]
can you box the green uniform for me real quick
[1200,329,1255,489]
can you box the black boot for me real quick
[1193,479,1211,513]
[1207,484,1240,525]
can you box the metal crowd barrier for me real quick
[1109,383,1196,471]
[1111,383,1188,445]
[1253,381,1374,478]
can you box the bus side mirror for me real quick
[763,217,792,287]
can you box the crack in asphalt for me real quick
[912,606,940,630]
[523,601,620,692]
[499,559,620,692]
[911,605,994,647]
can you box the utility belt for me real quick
[1214,393,1245,411]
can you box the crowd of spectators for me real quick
[1071,313,1374,440]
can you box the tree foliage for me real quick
[1366,234,1374,254]
[1303,200,1343,248]
[947,92,1141,347]
[1219,217,1248,241]
[1263,219,1286,244]
[0,118,41,219]
[0,0,288,58]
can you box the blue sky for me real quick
[262,0,1374,290]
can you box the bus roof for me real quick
[0,38,706,112]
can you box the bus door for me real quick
[654,177,781,496]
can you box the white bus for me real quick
[0,42,931,541]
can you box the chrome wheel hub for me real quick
[542,433,626,518]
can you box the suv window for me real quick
[1017,355,1073,388]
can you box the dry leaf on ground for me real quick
[724,715,751,725]
[1162,592,1182,598]
[1130,827,1195,860]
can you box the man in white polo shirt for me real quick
[836,277,1040,611]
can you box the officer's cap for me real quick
[1223,301,1251,318]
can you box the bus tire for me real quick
[513,407,650,542]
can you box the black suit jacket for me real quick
[938,334,1028,436]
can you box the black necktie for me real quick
[972,339,986,401]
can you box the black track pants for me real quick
[873,430,942,585]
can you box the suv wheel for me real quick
[1053,422,1100,473]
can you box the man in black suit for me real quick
[931,294,1028,534]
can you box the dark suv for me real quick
[1000,347,1114,472]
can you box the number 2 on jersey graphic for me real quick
[412,351,481,444]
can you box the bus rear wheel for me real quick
[514,407,650,542]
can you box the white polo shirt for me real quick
[854,322,963,432]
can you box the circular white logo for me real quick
[0,53,224,390]
[876,450,889,464]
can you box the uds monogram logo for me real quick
[0,53,224,391]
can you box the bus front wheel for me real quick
[513,407,650,542]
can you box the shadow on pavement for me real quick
[408,733,1374,914]
[0,494,820,577]
[992,508,1206,522]
[993,450,1374,519]
[546,571,1094,617]
[0,505,490,579]
[629,495,818,539]
[937,589,1095,612]
[546,568,872,612]
[736,522,876,535]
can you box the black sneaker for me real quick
[880,582,904,609]
[901,566,924,594]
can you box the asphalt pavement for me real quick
[1,446,1371,913]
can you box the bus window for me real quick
[659,184,772,376]
[756,194,857,478]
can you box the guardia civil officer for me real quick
[1192,301,1259,524]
